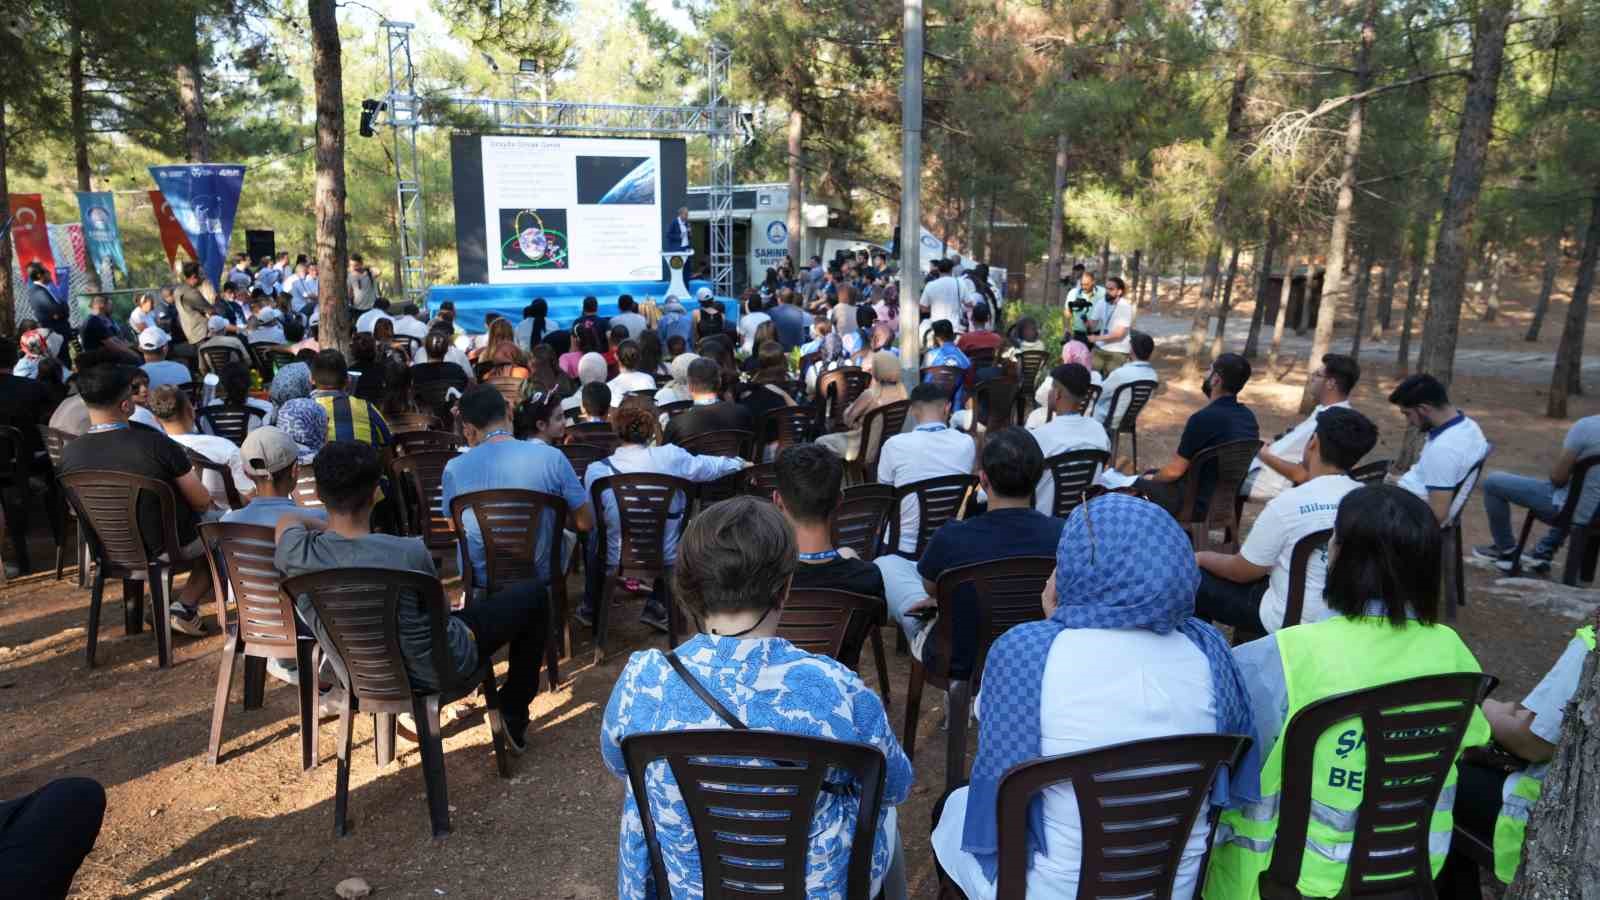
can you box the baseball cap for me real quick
[138,326,171,351]
[207,315,229,334]
[255,307,281,324]
[695,286,714,301]
[239,426,299,477]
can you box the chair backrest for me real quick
[391,450,457,549]
[199,344,245,375]
[831,483,896,562]
[291,470,323,509]
[1279,528,1333,629]
[60,470,182,573]
[1349,458,1390,486]
[756,405,816,453]
[559,442,608,483]
[1108,379,1158,433]
[266,348,299,375]
[40,426,74,470]
[566,421,621,454]
[197,521,296,651]
[740,462,779,500]
[1552,455,1600,526]
[387,411,442,434]
[1445,450,1492,527]
[967,345,997,371]
[1044,448,1110,519]
[971,379,1019,432]
[592,473,692,573]
[1077,383,1103,416]
[0,424,24,480]
[678,428,752,460]
[620,729,886,900]
[887,474,977,558]
[776,588,880,667]
[1176,439,1263,524]
[178,381,205,409]
[926,556,1055,688]
[184,449,246,510]
[1016,349,1048,393]
[920,365,964,403]
[392,429,463,456]
[817,367,870,427]
[1266,672,1495,897]
[197,404,254,446]
[413,368,469,422]
[857,399,911,482]
[995,734,1252,899]
[284,568,464,703]
[659,399,693,420]
[484,376,527,410]
[448,489,566,597]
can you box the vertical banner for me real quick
[148,189,199,266]
[8,193,56,281]
[76,191,128,276]
[148,164,246,288]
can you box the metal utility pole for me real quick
[899,0,924,370]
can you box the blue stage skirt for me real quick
[427,279,738,334]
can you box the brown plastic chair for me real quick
[621,729,886,900]
[589,473,693,661]
[831,483,896,562]
[291,470,323,510]
[1014,350,1049,421]
[566,421,621,454]
[199,522,319,770]
[989,734,1252,899]
[965,378,1018,434]
[777,588,880,668]
[59,471,188,668]
[1173,439,1262,552]
[1043,448,1110,519]
[886,474,978,560]
[413,367,470,425]
[905,556,1055,790]
[754,405,816,458]
[1350,458,1391,485]
[0,425,33,574]
[1440,451,1491,623]
[1507,454,1600,585]
[1104,379,1159,468]
[920,365,964,406]
[678,428,753,460]
[817,367,871,431]
[740,462,780,500]
[387,411,442,434]
[855,399,911,483]
[1231,528,1331,646]
[184,449,246,511]
[199,344,247,376]
[41,426,86,584]
[966,346,997,371]
[450,489,569,689]
[196,403,255,446]
[1259,672,1497,899]
[559,442,608,483]
[391,450,457,557]
[484,375,527,410]
[392,429,463,457]
[285,568,513,838]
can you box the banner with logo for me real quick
[148,164,246,287]
[8,193,56,281]
[148,189,199,267]
[76,191,127,276]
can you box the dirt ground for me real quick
[2,266,1597,899]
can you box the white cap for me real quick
[255,307,281,324]
[695,286,714,301]
[137,326,171,351]
[207,315,229,334]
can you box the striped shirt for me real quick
[311,390,392,449]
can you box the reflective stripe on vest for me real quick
[1491,624,1596,884]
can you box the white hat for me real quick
[695,286,714,301]
[255,307,281,324]
[137,326,171,351]
[207,315,229,334]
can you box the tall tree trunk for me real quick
[1045,133,1069,309]
[175,26,210,163]
[1184,58,1251,379]
[1547,190,1599,419]
[1416,0,1513,388]
[1398,204,1433,374]
[310,0,351,356]
[1269,251,1298,372]
[1349,247,1375,358]
[1297,268,1317,334]
[1129,249,1142,305]
[1373,256,1398,339]
[1528,229,1564,341]
[1483,247,1505,322]
[1245,218,1281,359]
[1100,237,1111,279]
[67,0,90,192]
[1210,245,1241,358]
[786,105,803,264]
[1177,257,1189,310]
[1301,0,1377,413]
[0,99,12,337]
[1505,649,1600,898]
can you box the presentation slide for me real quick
[476,136,666,285]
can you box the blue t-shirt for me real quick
[80,314,119,352]
[1176,394,1259,511]
[222,496,327,528]
[916,506,1065,676]
[768,303,810,351]
[440,438,589,589]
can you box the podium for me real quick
[663,249,693,301]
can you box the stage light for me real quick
[359,99,387,138]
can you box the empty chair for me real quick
[1503,454,1600,584]
[885,474,978,561]
[753,405,816,458]
[196,404,256,446]
[1013,349,1049,421]
[391,450,457,560]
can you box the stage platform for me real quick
[426,279,739,334]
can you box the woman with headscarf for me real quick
[268,360,314,409]
[804,326,851,396]
[852,323,897,368]
[561,351,610,418]
[932,493,1255,899]
[14,330,57,381]
[1003,316,1047,362]
[817,350,907,463]
[653,352,700,406]
[1026,339,1102,428]
[275,397,329,465]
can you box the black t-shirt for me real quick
[664,400,754,447]
[1176,395,1260,509]
[791,555,885,600]
[0,373,56,464]
[79,314,119,352]
[738,383,799,442]
[60,426,199,553]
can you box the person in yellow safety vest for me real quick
[1205,484,1491,899]
[1436,609,1598,894]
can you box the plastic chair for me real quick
[658,399,692,420]
[754,405,817,458]
[199,522,319,770]
[1043,448,1110,519]
[248,342,286,381]
[966,346,997,371]
[392,429,463,456]
[856,400,912,483]
[197,403,255,446]
[177,380,205,410]
[1077,383,1103,416]
[904,556,1055,790]
[266,347,300,375]
[60,471,188,668]
[484,375,527,410]
[559,442,608,483]
[886,474,978,560]
[831,483,896,562]
[1231,528,1331,646]
[678,428,753,460]
[1507,454,1600,585]
[291,470,323,510]
[1104,379,1158,468]
[1440,451,1491,623]
[184,449,246,511]
[965,378,1018,434]
[1259,672,1496,899]
[588,473,693,662]
[817,367,871,431]
[620,729,886,900]
[40,426,86,584]
[285,569,513,838]
[0,425,33,574]
[1014,349,1049,421]
[1350,458,1391,486]
[1173,439,1263,552]
[920,365,964,405]
[987,734,1252,899]
[566,421,621,454]
[391,451,457,559]
[777,588,881,668]
[413,368,470,426]
[199,344,247,376]
[387,411,441,434]
[449,489,570,689]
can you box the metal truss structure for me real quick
[382,21,736,304]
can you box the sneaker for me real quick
[169,604,207,637]
[1472,544,1517,564]
[266,658,299,685]
[1502,554,1554,574]
[638,606,670,635]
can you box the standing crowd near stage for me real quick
[3,246,1599,899]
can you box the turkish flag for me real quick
[8,194,56,280]
[148,189,198,266]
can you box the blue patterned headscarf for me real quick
[961,492,1256,881]
[276,398,327,463]
[269,361,313,407]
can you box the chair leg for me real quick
[1441,526,1459,623]
[374,713,396,767]
[413,694,451,838]
[85,570,106,668]
[1508,511,1539,577]
[945,679,972,795]
[1455,524,1467,612]
[77,530,89,589]
[296,641,319,771]
[149,566,172,669]
[545,581,565,691]
[122,578,143,635]
[207,634,239,765]
[480,671,511,778]
[334,697,354,837]
[904,659,925,762]
[870,627,892,712]
[593,576,613,665]
[1131,430,1139,471]
[242,656,267,710]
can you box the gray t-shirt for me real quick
[1559,415,1600,523]
[274,524,476,692]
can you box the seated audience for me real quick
[126,369,163,430]
[877,382,978,557]
[818,350,908,463]
[1094,330,1159,429]
[150,385,255,514]
[48,350,119,437]
[739,342,798,455]
[514,299,558,349]
[577,382,612,425]
[663,357,754,446]
[933,492,1252,899]
[610,295,648,341]
[955,302,1004,360]
[1026,363,1110,514]
[310,350,392,452]
[1134,352,1259,517]
[600,497,911,899]
[275,440,550,752]
[222,426,325,528]
[197,315,250,369]
[1474,411,1600,573]
[204,361,273,434]
[138,327,192,389]
[653,352,699,406]
[1242,353,1358,502]
[1027,340,1102,428]
[247,306,287,345]
[1388,373,1489,524]
[737,294,771,354]
[276,397,328,464]
[606,340,657,397]
[354,297,392,335]
[561,352,609,418]
[514,390,567,445]
[391,303,429,342]
[0,339,57,470]
[411,325,474,381]
[774,444,887,600]
[1195,407,1377,634]
[1001,317,1046,363]
[1209,484,1490,897]
[922,319,971,408]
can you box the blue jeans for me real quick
[1482,471,1565,558]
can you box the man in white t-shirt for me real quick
[1195,407,1378,634]
[1027,363,1110,514]
[1086,276,1135,374]
[355,298,393,335]
[876,382,978,556]
[1241,352,1358,503]
[392,303,430,342]
[149,384,255,515]
[1389,373,1490,524]
[919,259,965,333]
[1095,331,1160,430]
[737,294,772,354]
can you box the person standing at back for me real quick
[1387,373,1489,525]
[25,263,72,363]
[174,261,214,351]
[347,254,378,312]
[920,259,964,334]
[610,295,648,341]
[1086,276,1135,375]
